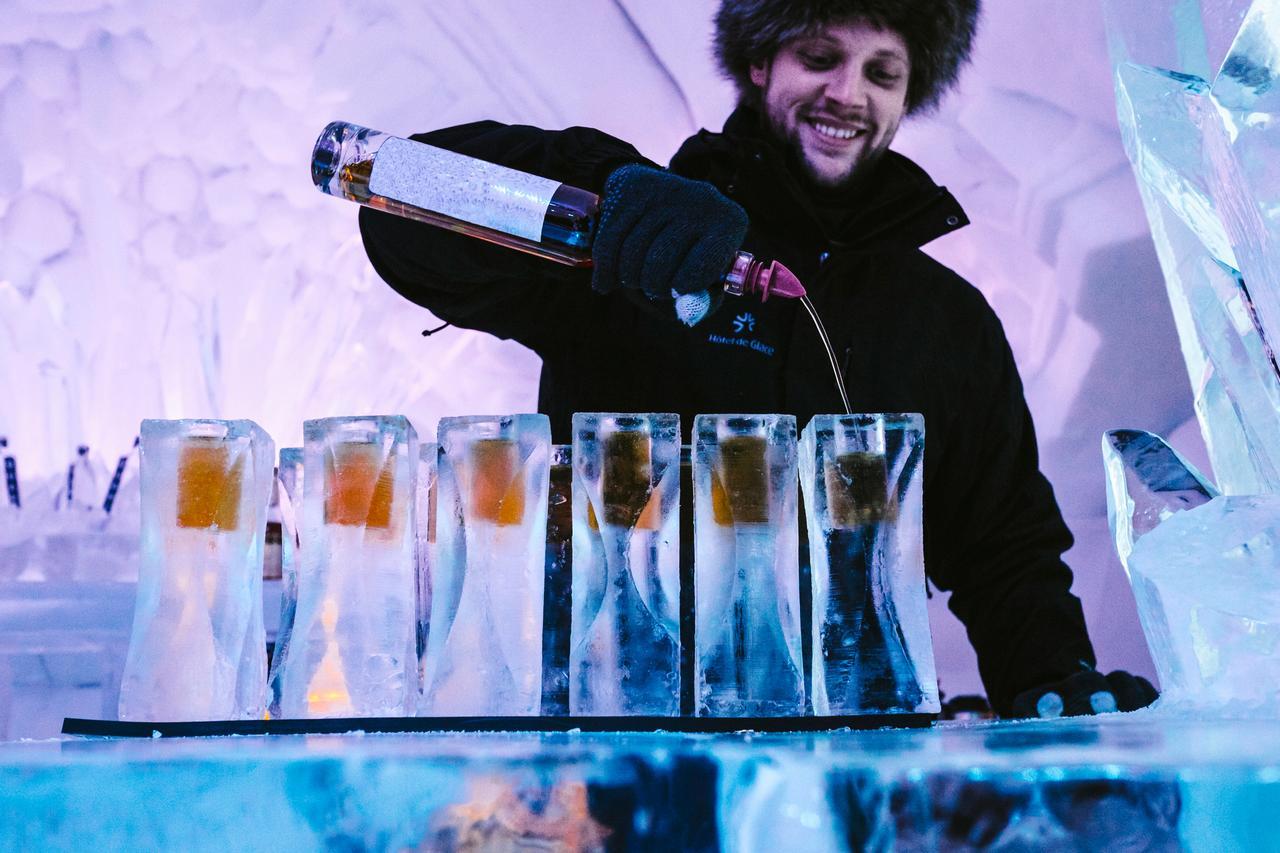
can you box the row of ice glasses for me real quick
[118,412,935,722]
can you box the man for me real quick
[360,0,1156,718]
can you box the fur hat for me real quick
[713,0,980,114]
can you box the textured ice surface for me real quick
[5,715,1280,850]
[1108,0,1280,494]
[571,414,681,716]
[1125,493,1280,712]
[693,414,802,717]
[799,414,938,716]
[1103,429,1219,572]
[414,442,436,715]
[425,414,549,716]
[119,418,274,722]
[267,447,303,719]
[275,417,418,719]
[542,444,573,716]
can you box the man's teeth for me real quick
[810,121,862,140]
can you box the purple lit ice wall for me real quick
[0,1,1193,696]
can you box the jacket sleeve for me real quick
[359,120,654,353]
[929,302,1097,717]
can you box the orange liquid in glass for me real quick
[176,439,244,530]
[325,442,396,528]
[468,439,526,526]
[712,435,769,526]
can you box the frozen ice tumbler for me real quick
[424,415,550,716]
[694,414,803,716]
[571,413,681,716]
[799,414,938,715]
[119,419,274,722]
[276,416,418,718]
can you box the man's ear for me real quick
[749,60,768,88]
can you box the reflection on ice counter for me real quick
[9,714,1280,850]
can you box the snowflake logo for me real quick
[733,312,756,334]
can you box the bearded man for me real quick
[359,0,1157,718]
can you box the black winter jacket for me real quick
[359,105,1097,715]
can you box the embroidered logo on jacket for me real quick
[707,311,775,356]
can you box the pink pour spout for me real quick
[759,260,806,301]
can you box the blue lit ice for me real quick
[4,715,1280,850]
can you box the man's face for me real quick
[750,20,910,189]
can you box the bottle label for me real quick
[369,137,559,242]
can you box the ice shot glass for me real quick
[799,414,938,715]
[276,416,418,719]
[119,418,275,722]
[570,413,681,716]
[694,414,803,717]
[423,415,550,716]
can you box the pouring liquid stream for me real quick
[798,295,853,416]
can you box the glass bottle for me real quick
[311,121,803,302]
[1,437,18,508]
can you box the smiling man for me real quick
[748,19,909,188]
[359,0,1158,719]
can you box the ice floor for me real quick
[2,712,1278,851]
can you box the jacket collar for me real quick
[670,105,969,253]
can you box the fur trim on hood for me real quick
[713,0,980,114]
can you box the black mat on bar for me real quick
[63,713,935,738]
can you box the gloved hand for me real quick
[1009,669,1157,719]
[592,164,749,314]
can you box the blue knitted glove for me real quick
[592,164,749,306]
[1009,669,1158,719]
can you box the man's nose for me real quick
[823,66,869,110]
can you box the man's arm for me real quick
[929,303,1099,717]
[359,121,654,351]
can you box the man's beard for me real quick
[781,127,891,195]
[757,109,892,195]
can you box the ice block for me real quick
[571,413,681,716]
[266,447,304,719]
[275,417,418,718]
[119,418,274,722]
[799,414,938,715]
[423,415,550,716]
[693,414,803,716]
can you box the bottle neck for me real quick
[722,252,763,298]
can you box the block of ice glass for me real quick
[1125,493,1280,711]
[118,418,275,722]
[424,415,550,716]
[266,447,303,719]
[543,444,573,716]
[414,442,436,714]
[693,414,803,717]
[275,417,418,719]
[799,414,938,715]
[571,413,681,716]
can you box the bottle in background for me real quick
[57,446,103,512]
[1,438,18,508]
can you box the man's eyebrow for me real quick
[872,48,908,63]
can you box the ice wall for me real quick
[0,0,1188,694]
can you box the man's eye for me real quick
[870,67,903,86]
[800,52,835,70]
